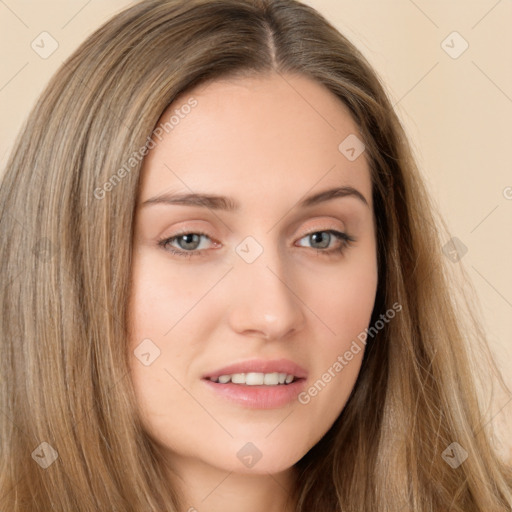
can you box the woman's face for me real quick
[128,72,378,477]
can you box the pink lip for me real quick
[202,379,306,409]
[201,358,308,409]
[202,358,308,380]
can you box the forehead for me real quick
[138,72,371,210]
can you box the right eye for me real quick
[157,231,218,258]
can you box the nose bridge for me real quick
[227,236,306,339]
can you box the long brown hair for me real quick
[1,0,511,510]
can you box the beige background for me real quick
[1,0,511,460]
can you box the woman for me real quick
[0,0,511,510]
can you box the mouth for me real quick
[201,359,307,409]
[206,372,300,386]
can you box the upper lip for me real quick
[203,358,308,380]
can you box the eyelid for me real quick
[298,221,346,238]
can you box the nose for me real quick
[227,252,306,341]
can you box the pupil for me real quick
[180,234,200,250]
[311,232,329,249]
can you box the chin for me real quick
[219,437,310,475]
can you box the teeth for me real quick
[263,373,279,385]
[231,373,245,384]
[246,372,264,385]
[209,372,297,385]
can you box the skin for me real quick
[127,72,378,512]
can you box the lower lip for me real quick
[202,378,307,409]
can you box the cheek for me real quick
[293,248,377,431]
[127,249,206,342]
[127,250,217,437]
[127,269,199,451]
[306,245,378,344]
[318,267,377,339]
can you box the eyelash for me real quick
[157,229,356,259]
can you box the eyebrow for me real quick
[140,185,369,211]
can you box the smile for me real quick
[207,372,297,385]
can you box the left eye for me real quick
[297,230,352,251]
